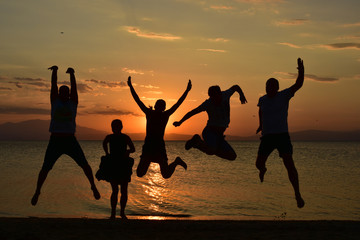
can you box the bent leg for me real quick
[136,158,151,177]
[282,154,304,208]
[120,182,128,219]
[159,157,187,179]
[215,139,237,161]
[256,155,268,182]
[110,182,119,219]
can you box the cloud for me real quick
[210,5,234,10]
[275,19,309,26]
[236,0,285,3]
[85,79,127,88]
[0,87,13,91]
[146,91,163,95]
[342,22,360,27]
[276,72,338,83]
[207,38,230,43]
[320,43,360,50]
[85,107,141,117]
[139,84,160,89]
[0,106,49,115]
[122,67,144,75]
[76,83,93,93]
[124,26,182,41]
[278,42,301,48]
[197,48,227,53]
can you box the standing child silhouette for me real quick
[102,119,135,219]
[127,76,191,179]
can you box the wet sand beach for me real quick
[0,218,359,240]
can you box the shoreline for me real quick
[0,217,359,240]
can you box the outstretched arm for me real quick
[290,58,304,95]
[48,65,58,103]
[66,67,78,104]
[127,76,148,113]
[173,106,203,127]
[230,85,247,104]
[167,80,192,115]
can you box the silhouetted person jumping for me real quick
[102,119,135,219]
[255,58,305,208]
[31,66,100,206]
[128,76,191,179]
[173,85,247,160]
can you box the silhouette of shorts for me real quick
[202,126,234,153]
[41,135,88,171]
[258,133,293,157]
[140,140,168,163]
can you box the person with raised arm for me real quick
[128,76,191,178]
[255,58,305,208]
[173,84,247,160]
[31,66,100,206]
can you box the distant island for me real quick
[0,119,360,141]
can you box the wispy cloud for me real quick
[85,79,127,88]
[139,84,160,89]
[274,19,309,26]
[342,22,360,28]
[124,26,182,41]
[276,72,338,83]
[197,48,227,53]
[278,42,301,48]
[122,67,144,75]
[85,107,141,117]
[0,106,49,115]
[146,91,163,95]
[320,43,360,50]
[207,38,230,43]
[0,87,13,91]
[236,0,285,3]
[210,5,234,10]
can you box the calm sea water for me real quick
[0,140,359,220]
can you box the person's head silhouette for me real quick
[154,99,166,112]
[111,119,123,134]
[266,78,279,97]
[208,85,222,104]
[59,85,70,102]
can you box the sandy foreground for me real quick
[0,218,359,240]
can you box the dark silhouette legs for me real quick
[137,157,187,179]
[185,134,237,161]
[31,163,100,206]
[256,154,304,208]
[110,182,128,219]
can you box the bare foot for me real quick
[91,187,101,200]
[259,167,267,182]
[120,213,128,220]
[185,134,201,150]
[296,196,305,208]
[31,192,40,206]
[175,157,187,170]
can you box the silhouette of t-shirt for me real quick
[144,109,170,142]
[198,89,234,128]
[257,88,294,135]
[49,99,77,133]
[109,133,128,158]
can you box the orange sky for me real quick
[0,0,360,137]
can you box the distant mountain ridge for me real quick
[0,119,360,141]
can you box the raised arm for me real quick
[290,58,304,95]
[173,105,203,127]
[48,65,58,103]
[127,76,148,113]
[66,67,78,104]
[167,80,192,115]
[230,85,247,104]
